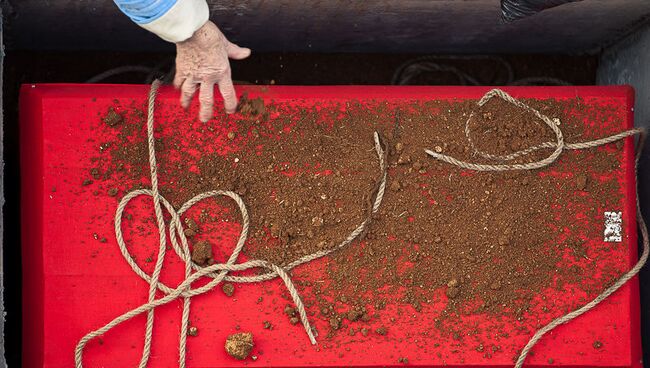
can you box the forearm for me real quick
[113,0,209,43]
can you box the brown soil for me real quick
[225,332,254,360]
[222,283,235,297]
[88,93,627,345]
[191,240,213,266]
[103,107,123,127]
[238,93,268,120]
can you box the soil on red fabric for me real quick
[225,332,254,360]
[87,93,627,343]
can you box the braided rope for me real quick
[74,80,388,367]
[425,88,648,367]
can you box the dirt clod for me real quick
[593,340,603,349]
[184,217,200,233]
[225,332,254,360]
[284,306,297,317]
[103,107,123,127]
[191,240,212,266]
[90,168,101,179]
[222,283,235,297]
[576,174,588,190]
[238,94,267,118]
[347,309,362,321]
[329,317,341,330]
[446,287,460,299]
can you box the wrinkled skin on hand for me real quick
[174,21,251,122]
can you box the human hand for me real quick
[174,20,251,122]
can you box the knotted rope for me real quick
[74,80,388,367]
[425,88,648,368]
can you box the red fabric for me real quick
[20,84,641,367]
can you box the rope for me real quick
[74,80,388,367]
[425,88,648,368]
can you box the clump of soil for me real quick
[593,340,603,349]
[238,93,267,119]
[103,107,123,127]
[225,332,254,360]
[191,240,212,266]
[222,283,235,297]
[576,174,588,190]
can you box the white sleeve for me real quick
[140,0,210,43]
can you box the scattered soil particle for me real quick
[376,326,388,335]
[390,181,402,192]
[398,357,409,364]
[191,240,212,266]
[222,283,235,297]
[593,340,603,349]
[347,309,362,322]
[90,168,101,179]
[329,317,341,330]
[82,179,93,186]
[360,328,369,337]
[225,332,254,360]
[107,187,119,197]
[103,107,124,127]
[284,306,297,317]
[99,237,107,243]
[576,174,588,190]
[290,317,300,325]
[548,358,555,364]
[263,321,272,329]
[446,287,460,299]
[184,217,200,233]
[188,326,198,336]
[238,94,267,118]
